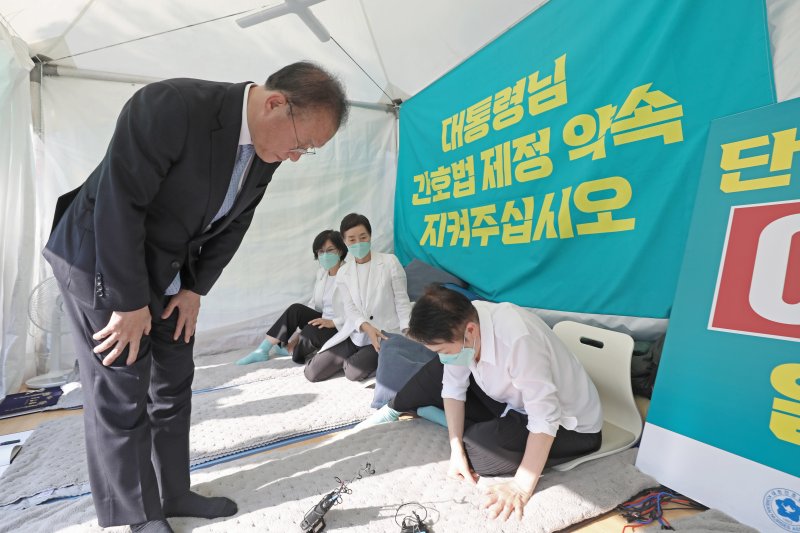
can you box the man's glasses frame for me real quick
[287,100,316,156]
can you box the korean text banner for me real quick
[394,0,775,317]
[637,97,800,532]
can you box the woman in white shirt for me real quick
[238,230,346,365]
[304,213,411,382]
[390,285,602,521]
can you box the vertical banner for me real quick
[395,0,774,317]
[637,98,800,532]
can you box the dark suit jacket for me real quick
[43,79,280,312]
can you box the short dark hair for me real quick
[312,229,347,261]
[408,285,478,344]
[340,213,372,237]
[265,61,349,130]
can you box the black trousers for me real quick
[266,303,338,364]
[390,357,602,476]
[58,283,194,527]
[303,337,378,382]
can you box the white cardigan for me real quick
[318,252,411,352]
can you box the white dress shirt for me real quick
[441,301,603,437]
[320,274,337,320]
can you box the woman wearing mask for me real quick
[238,229,346,365]
[304,213,411,382]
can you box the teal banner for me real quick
[647,97,800,478]
[394,0,775,317]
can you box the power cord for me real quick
[617,485,707,531]
[395,502,434,533]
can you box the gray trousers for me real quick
[303,337,378,382]
[59,284,194,527]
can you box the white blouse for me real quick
[441,301,603,437]
[320,274,337,320]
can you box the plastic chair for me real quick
[550,320,643,471]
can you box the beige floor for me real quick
[0,398,700,532]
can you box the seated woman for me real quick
[238,230,346,365]
[373,285,602,521]
[304,213,411,382]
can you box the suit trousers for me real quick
[390,357,602,476]
[266,303,337,364]
[303,338,378,382]
[58,283,194,527]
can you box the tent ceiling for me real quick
[0,0,543,102]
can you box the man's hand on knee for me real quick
[92,306,152,366]
[161,289,201,343]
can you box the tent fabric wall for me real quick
[1,0,800,397]
[0,22,35,397]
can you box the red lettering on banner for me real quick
[710,200,800,341]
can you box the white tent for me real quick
[1,0,799,398]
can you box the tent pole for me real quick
[41,65,396,114]
[29,62,43,138]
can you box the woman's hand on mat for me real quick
[481,479,532,521]
[93,306,152,366]
[309,318,335,329]
[361,323,388,351]
[448,447,478,485]
[162,289,201,342]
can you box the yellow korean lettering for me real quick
[464,96,493,145]
[441,111,465,153]
[574,176,636,235]
[720,134,790,193]
[611,83,684,146]
[452,156,476,198]
[430,166,452,203]
[769,363,800,446]
[769,127,800,173]
[528,54,567,116]
[563,104,616,161]
[412,171,431,205]
[480,142,513,190]
[420,213,446,247]
[446,209,472,247]
[513,128,553,183]
[500,197,534,245]
[470,204,500,246]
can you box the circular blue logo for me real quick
[764,488,800,532]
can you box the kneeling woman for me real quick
[392,285,602,520]
[304,213,411,382]
[239,230,346,365]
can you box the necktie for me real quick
[165,144,255,295]
[211,143,255,224]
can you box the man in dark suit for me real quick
[43,62,348,533]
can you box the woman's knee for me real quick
[287,302,307,314]
[343,363,371,381]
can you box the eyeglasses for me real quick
[287,101,316,156]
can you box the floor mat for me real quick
[0,363,374,511]
[191,349,301,392]
[0,421,658,533]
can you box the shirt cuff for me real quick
[441,385,468,402]
[525,418,560,437]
